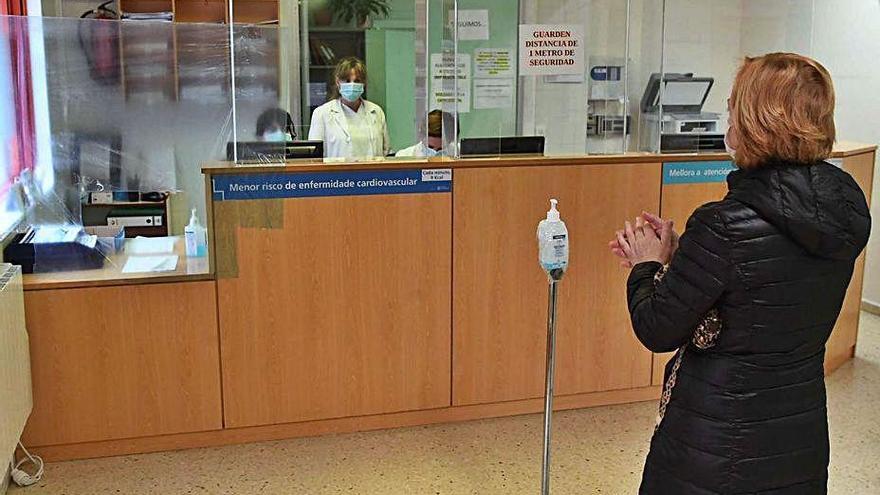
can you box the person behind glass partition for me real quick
[610,52,870,494]
[308,57,389,159]
[396,109,458,158]
[256,108,296,142]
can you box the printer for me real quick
[639,73,726,153]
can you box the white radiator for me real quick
[0,263,32,492]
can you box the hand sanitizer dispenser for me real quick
[184,209,207,258]
[535,198,570,495]
[537,199,569,281]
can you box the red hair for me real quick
[729,53,836,168]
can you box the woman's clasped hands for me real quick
[609,212,679,268]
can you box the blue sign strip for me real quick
[663,161,736,184]
[212,169,452,201]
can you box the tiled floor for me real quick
[11,312,880,494]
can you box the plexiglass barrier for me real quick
[432,0,820,157]
[0,0,829,270]
[651,0,815,154]
[229,0,433,163]
[439,0,636,157]
[1,14,233,274]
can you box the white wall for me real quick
[740,0,813,56]
[663,0,743,115]
[809,0,880,306]
[740,0,880,306]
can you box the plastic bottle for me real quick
[536,199,569,280]
[184,208,207,258]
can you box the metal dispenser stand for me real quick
[541,269,564,495]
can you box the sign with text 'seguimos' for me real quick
[212,169,452,201]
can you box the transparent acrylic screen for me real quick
[0,0,823,246]
[1,14,234,272]
[230,1,429,163]
[432,0,632,157]
[648,0,816,154]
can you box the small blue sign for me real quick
[663,161,736,184]
[212,169,452,201]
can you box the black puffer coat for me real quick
[628,161,871,494]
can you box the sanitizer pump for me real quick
[536,198,569,495]
[184,208,208,258]
[537,199,569,281]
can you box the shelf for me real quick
[232,0,278,25]
[83,201,166,207]
[174,0,226,24]
[119,0,174,14]
[309,27,367,33]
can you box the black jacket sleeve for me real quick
[626,205,731,353]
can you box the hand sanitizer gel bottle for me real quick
[184,208,208,257]
[537,199,569,280]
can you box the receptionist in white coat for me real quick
[308,57,390,159]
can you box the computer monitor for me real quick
[460,136,545,157]
[226,141,324,162]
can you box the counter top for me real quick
[202,151,726,175]
[833,141,878,157]
[202,142,876,175]
[22,236,212,291]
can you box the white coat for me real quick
[395,142,429,157]
[308,99,390,159]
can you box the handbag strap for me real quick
[655,344,686,431]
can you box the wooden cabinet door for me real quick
[23,281,222,446]
[215,194,452,428]
[452,163,660,406]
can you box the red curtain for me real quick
[3,1,27,15]
[1,1,35,200]
[10,18,35,176]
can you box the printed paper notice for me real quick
[127,236,176,255]
[474,79,514,109]
[474,48,513,78]
[122,255,179,274]
[449,10,489,40]
[518,24,585,76]
[431,53,471,113]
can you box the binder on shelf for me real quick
[121,11,174,22]
[107,207,164,228]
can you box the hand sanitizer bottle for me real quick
[537,199,569,280]
[184,208,208,258]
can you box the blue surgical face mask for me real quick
[339,82,364,102]
[263,129,286,142]
[424,146,439,157]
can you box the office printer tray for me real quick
[3,231,109,274]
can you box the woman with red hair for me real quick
[612,53,871,493]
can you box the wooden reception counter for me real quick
[19,144,876,461]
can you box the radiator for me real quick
[0,263,32,491]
